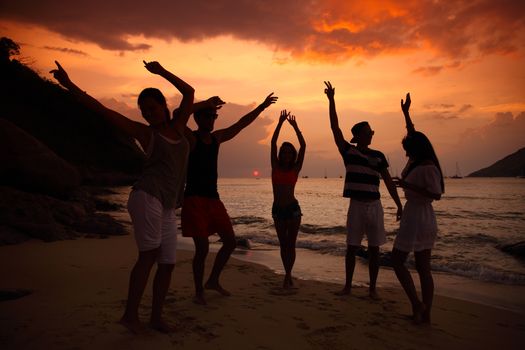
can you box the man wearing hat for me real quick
[324,81,402,299]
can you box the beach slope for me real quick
[0,236,523,350]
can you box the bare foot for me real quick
[150,319,176,333]
[334,286,352,296]
[412,302,426,325]
[283,276,294,289]
[193,294,207,305]
[119,316,142,334]
[369,289,380,300]
[205,282,231,296]
[422,310,431,325]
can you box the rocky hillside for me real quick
[0,46,144,185]
[0,37,143,244]
[469,148,525,177]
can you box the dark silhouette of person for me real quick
[182,93,278,305]
[270,110,306,289]
[51,60,194,334]
[324,81,402,299]
[391,93,445,324]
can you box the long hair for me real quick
[402,131,445,192]
[138,87,170,122]
[277,142,298,169]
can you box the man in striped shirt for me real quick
[324,81,403,298]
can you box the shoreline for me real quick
[1,235,524,349]
[178,236,525,314]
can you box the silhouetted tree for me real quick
[0,37,20,63]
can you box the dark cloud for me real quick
[412,65,444,76]
[42,46,88,56]
[458,104,473,114]
[1,0,523,63]
[423,103,455,110]
[450,111,525,174]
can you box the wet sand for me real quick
[0,235,523,349]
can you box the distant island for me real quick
[468,147,525,177]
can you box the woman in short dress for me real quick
[392,93,445,324]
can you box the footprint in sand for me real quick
[297,322,310,330]
[268,287,298,296]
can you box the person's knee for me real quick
[391,249,407,268]
[194,242,209,259]
[368,246,380,258]
[158,263,175,274]
[223,235,236,251]
[415,260,431,275]
[346,245,359,258]
[138,248,160,264]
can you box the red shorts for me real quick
[181,196,235,238]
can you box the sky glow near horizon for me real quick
[1,0,524,177]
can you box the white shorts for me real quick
[394,200,437,252]
[127,189,177,264]
[346,199,386,247]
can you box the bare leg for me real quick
[120,249,158,333]
[336,245,359,295]
[415,249,433,324]
[392,248,425,323]
[273,219,289,288]
[150,263,175,333]
[275,219,293,288]
[192,237,209,305]
[284,217,300,288]
[205,233,236,296]
[368,246,380,299]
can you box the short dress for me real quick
[394,164,443,252]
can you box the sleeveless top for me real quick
[184,131,220,199]
[133,130,189,209]
[272,168,298,185]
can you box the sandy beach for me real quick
[1,235,524,350]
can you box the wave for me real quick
[236,231,525,285]
[231,216,270,226]
[300,224,346,235]
[433,261,525,285]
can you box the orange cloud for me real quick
[1,0,523,66]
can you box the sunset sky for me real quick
[1,0,524,177]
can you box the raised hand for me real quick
[279,110,289,123]
[324,81,335,99]
[143,60,166,75]
[49,60,72,87]
[401,92,411,114]
[287,114,298,129]
[207,96,226,110]
[259,93,278,109]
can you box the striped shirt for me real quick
[339,141,388,200]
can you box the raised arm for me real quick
[401,92,415,134]
[324,81,346,150]
[173,96,225,122]
[270,110,288,168]
[143,60,194,131]
[287,114,306,171]
[214,93,278,144]
[50,61,149,146]
[381,168,403,221]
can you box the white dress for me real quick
[394,164,443,252]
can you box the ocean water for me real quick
[107,177,525,285]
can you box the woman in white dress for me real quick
[392,93,445,325]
